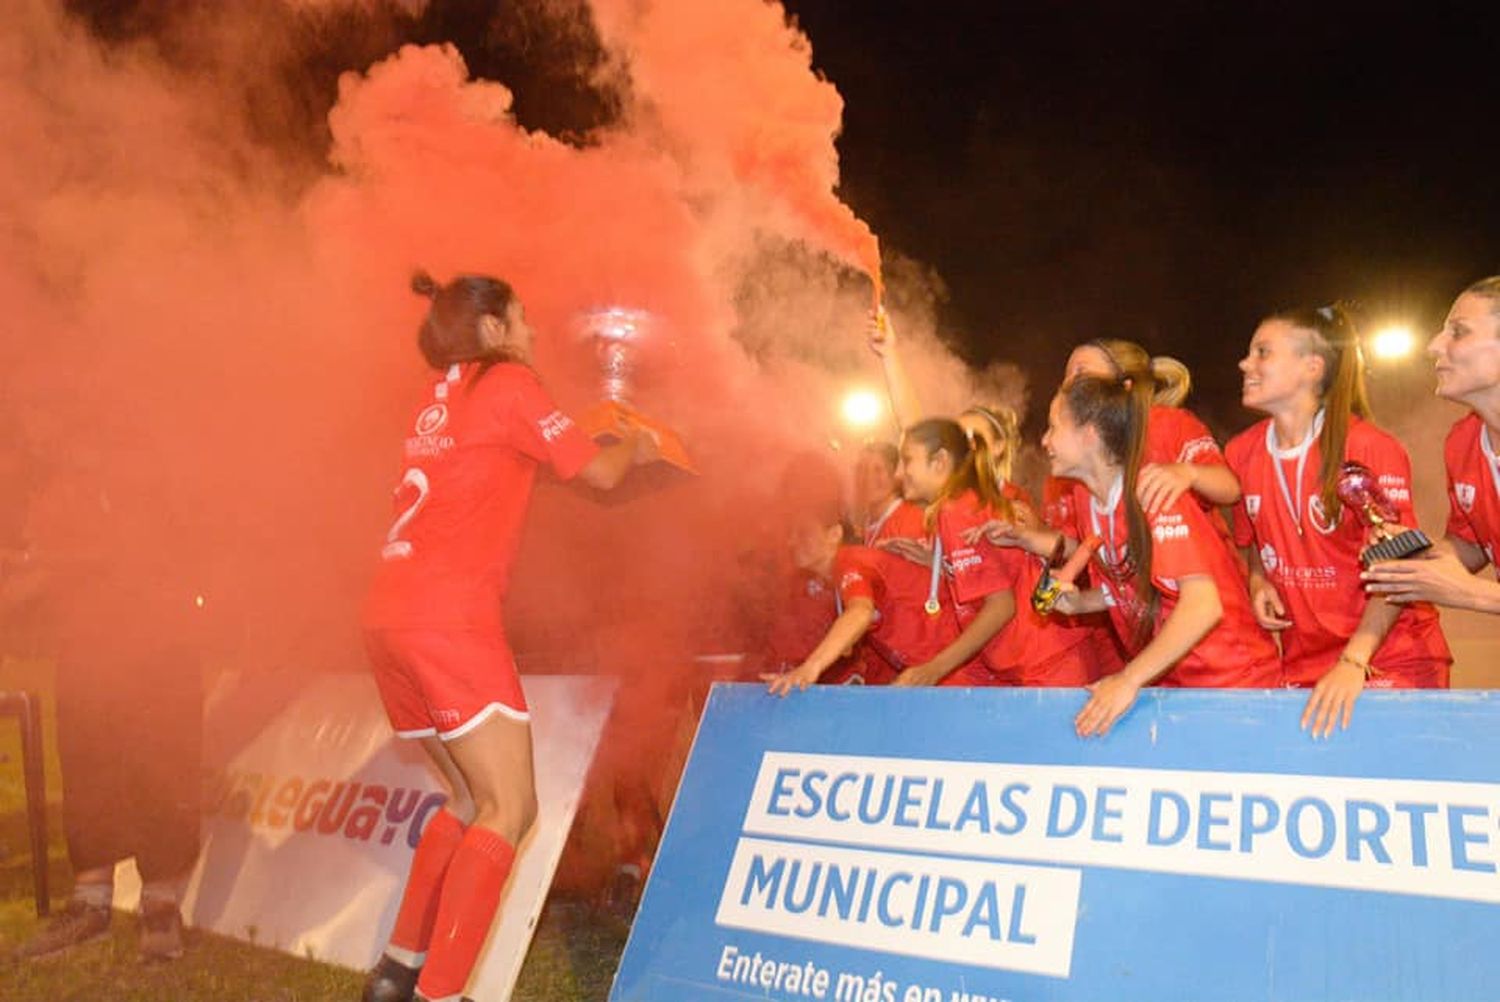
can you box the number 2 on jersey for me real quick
[381,467,430,560]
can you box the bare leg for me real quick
[441,714,536,845]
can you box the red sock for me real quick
[415,825,517,1000]
[386,808,467,964]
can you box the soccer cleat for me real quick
[362,954,422,1002]
[12,900,111,960]
[138,898,185,961]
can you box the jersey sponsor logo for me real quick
[1245,494,1261,519]
[404,432,456,459]
[414,403,448,437]
[538,410,575,442]
[1151,514,1188,543]
[950,549,983,574]
[1456,482,1477,513]
[1259,543,1278,574]
[1377,474,1411,505]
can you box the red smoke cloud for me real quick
[1,0,1018,876]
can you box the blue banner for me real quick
[610,685,1500,1002]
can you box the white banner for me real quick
[114,670,614,1001]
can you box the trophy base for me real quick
[1359,529,1433,568]
[577,400,696,473]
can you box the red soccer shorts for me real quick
[364,627,530,741]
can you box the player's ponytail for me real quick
[410,270,440,300]
[963,404,1021,487]
[1089,337,1192,408]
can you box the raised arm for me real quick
[868,309,924,432]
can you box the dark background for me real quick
[69,0,1500,434]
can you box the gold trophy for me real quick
[1335,460,1431,568]
[571,306,695,474]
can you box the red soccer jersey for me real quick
[767,569,839,666]
[1444,413,1500,575]
[937,490,1096,686]
[834,546,962,681]
[1041,476,1126,676]
[1064,404,1233,541]
[765,567,885,685]
[864,499,926,545]
[1081,481,1281,688]
[1227,416,1451,688]
[363,362,599,630]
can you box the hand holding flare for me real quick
[1032,536,1102,615]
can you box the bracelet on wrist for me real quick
[1337,653,1378,678]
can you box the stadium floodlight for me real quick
[840,389,884,430]
[1370,325,1417,361]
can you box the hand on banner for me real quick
[764,662,822,696]
[1136,462,1195,516]
[892,662,946,687]
[866,307,895,358]
[877,536,934,567]
[1300,658,1366,739]
[1362,550,1477,607]
[1248,575,1293,631]
[1074,672,1141,738]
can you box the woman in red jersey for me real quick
[1061,338,1241,516]
[1227,304,1450,738]
[359,272,655,1002]
[1365,277,1500,616]
[891,418,1096,687]
[1037,376,1281,736]
[853,440,926,545]
[765,498,957,693]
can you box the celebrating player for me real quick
[894,418,1095,687]
[1038,377,1281,736]
[1061,338,1241,515]
[1364,278,1500,615]
[765,495,961,694]
[1227,304,1450,738]
[359,272,656,1002]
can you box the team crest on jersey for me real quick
[1259,543,1278,574]
[1245,494,1261,519]
[415,403,448,437]
[1307,495,1339,535]
[1456,482,1477,513]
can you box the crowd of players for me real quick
[763,282,1500,744]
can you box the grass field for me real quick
[0,657,629,1002]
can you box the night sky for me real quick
[782,1,1500,432]
[73,0,1500,434]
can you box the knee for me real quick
[444,793,477,827]
[472,790,537,845]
